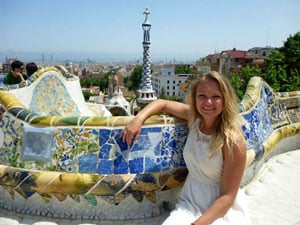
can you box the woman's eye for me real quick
[212,96,221,100]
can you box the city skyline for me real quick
[1,0,299,62]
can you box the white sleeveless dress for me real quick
[162,121,252,225]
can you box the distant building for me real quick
[204,48,262,76]
[153,72,191,102]
[196,63,211,73]
[248,46,278,58]
[161,67,175,76]
[1,57,18,73]
[65,62,74,74]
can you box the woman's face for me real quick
[195,79,224,121]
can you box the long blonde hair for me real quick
[186,71,244,155]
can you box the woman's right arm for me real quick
[121,99,189,145]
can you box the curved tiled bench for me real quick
[0,70,299,220]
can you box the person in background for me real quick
[3,60,27,85]
[121,71,252,225]
[26,62,38,77]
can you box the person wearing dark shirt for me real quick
[26,62,38,77]
[3,60,28,85]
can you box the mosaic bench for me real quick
[0,68,299,220]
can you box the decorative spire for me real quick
[143,7,150,25]
[137,7,157,106]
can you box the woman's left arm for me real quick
[193,133,247,225]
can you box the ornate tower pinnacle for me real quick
[137,7,157,106]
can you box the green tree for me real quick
[80,71,114,91]
[80,79,89,88]
[262,32,300,91]
[230,66,261,100]
[262,51,288,91]
[99,78,109,91]
[159,87,167,99]
[230,73,244,100]
[82,90,94,101]
[280,32,300,78]
[167,96,178,101]
[127,65,142,91]
[175,64,192,74]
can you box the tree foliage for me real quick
[174,64,192,74]
[230,66,261,100]
[80,71,115,92]
[126,65,142,92]
[231,32,300,98]
[82,90,94,101]
[159,87,167,99]
[262,51,288,91]
[262,32,300,91]
[281,32,300,78]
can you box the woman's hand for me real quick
[121,116,144,145]
[121,99,189,145]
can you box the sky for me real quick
[0,0,299,62]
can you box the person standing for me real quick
[121,71,252,225]
[3,60,27,85]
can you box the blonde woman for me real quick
[121,71,251,225]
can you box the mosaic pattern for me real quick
[53,128,99,173]
[240,78,300,162]
[30,74,80,116]
[0,74,299,175]
[0,69,299,219]
[96,125,187,174]
[0,113,23,168]
[241,84,274,150]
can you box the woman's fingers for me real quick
[121,127,140,145]
[121,129,126,141]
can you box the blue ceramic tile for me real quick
[114,155,129,174]
[168,139,177,149]
[99,129,111,145]
[78,154,97,173]
[138,134,152,149]
[114,130,128,152]
[91,129,99,136]
[149,127,162,132]
[154,144,162,156]
[163,131,171,139]
[99,144,112,159]
[97,159,113,174]
[160,145,167,155]
[161,156,171,171]
[60,155,70,166]
[129,158,143,173]
[140,127,148,135]
[144,157,160,172]
[131,143,142,152]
